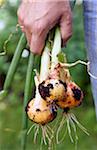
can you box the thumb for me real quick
[60,14,72,46]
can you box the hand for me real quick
[17,0,72,54]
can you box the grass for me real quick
[0,100,97,150]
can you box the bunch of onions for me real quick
[26,27,89,145]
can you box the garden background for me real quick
[0,0,97,150]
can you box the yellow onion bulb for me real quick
[56,81,83,110]
[38,79,67,104]
[25,98,57,125]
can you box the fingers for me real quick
[30,33,46,55]
[17,3,32,44]
[30,22,49,55]
[60,12,72,46]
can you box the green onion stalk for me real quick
[21,53,35,150]
[0,34,26,100]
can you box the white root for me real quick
[56,112,89,145]
[66,116,74,143]
[70,113,89,136]
[69,116,78,141]
[56,116,67,144]
[27,123,36,135]
[41,125,54,145]
[41,125,47,145]
[60,60,97,80]
[27,123,54,145]
[34,125,39,143]
[69,116,78,150]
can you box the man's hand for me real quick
[17,0,72,54]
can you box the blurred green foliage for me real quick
[0,1,97,150]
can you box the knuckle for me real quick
[33,23,43,33]
[24,19,28,27]
[24,19,31,29]
[33,20,48,34]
